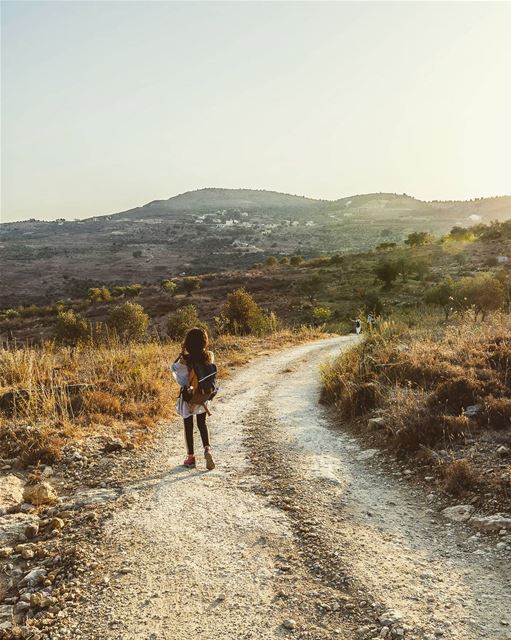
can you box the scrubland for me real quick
[321,313,511,509]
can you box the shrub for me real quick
[374,260,399,288]
[405,231,435,247]
[181,276,201,296]
[132,250,142,258]
[125,283,143,298]
[107,302,149,341]
[480,396,511,430]
[161,279,177,295]
[301,274,323,304]
[87,287,111,303]
[167,305,206,341]
[458,273,505,320]
[312,307,332,323]
[442,458,480,496]
[111,286,126,298]
[55,310,90,345]
[363,292,383,317]
[290,255,303,266]
[220,288,276,335]
[376,242,397,252]
[279,256,290,265]
[424,279,456,320]
[266,256,278,267]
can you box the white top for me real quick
[171,351,215,418]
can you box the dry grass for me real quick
[441,458,481,496]
[322,313,511,452]
[0,326,323,465]
[322,312,511,507]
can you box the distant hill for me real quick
[109,188,326,220]
[1,188,510,308]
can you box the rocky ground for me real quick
[1,337,510,639]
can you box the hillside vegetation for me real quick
[1,187,509,307]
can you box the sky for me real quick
[1,1,510,222]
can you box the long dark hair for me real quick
[182,327,211,364]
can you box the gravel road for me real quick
[74,337,511,640]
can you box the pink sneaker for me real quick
[183,454,196,468]
[204,447,215,471]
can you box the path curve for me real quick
[74,337,511,640]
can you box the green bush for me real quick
[313,306,332,323]
[220,288,277,336]
[374,260,399,288]
[167,305,206,341]
[181,276,201,296]
[107,302,149,341]
[161,279,177,295]
[87,287,112,303]
[290,255,303,266]
[55,310,90,345]
[125,283,143,298]
[458,273,505,320]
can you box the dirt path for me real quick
[74,337,511,640]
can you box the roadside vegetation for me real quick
[0,282,321,465]
[322,313,511,510]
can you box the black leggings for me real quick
[184,413,210,455]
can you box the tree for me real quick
[107,302,149,341]
[395,256,413,282]
[87,287,111,303]
[181,276,201,297]
[55,310,90,345]
[290,255,303,266]
[363,292,384,316]
[444,226,476,243]
[167,305,204,341]
[411,259,431,281]
[458,273,505,320]
[266,256,278,268]
[312,306,332,324]
[373,260,399,288]
[301,274,323,304]
[161,279,177,296]
[220,288,273,335]
[404,231,435,247]
[424,279,456,320]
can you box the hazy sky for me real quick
[1,1,510,222]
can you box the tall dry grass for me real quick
[321,313,511,452]
[0,327,323,464]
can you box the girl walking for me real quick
[171,327,216,470]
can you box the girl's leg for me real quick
[196,412,211,449]
[184,416,194,454]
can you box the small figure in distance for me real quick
[350,317,362,335]
[367,313,375,331]
[171,327,217,471]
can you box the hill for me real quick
[109,188,326,220]
[1,188,510,307]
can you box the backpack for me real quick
[180,357,218,414]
